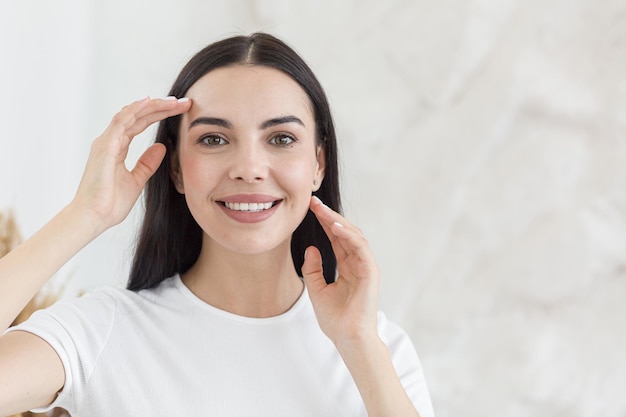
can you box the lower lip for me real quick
[219,201,281,224]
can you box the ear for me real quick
[169,145,185,194]
[313,143,326,192]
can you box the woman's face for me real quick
[175,65,325,255]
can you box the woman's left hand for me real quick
[303,196,422,417]
[302,196,381,349]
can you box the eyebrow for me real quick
[260,115,305,129]
[189,117,232,130]
[188,115,305,131]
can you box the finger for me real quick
[308,196,360,259]
[124,98,192,139]
[125,97,192,138]
[106,97,152,133]
[309,195,359,232]
[328,221,377,270]
[301,246,328,294]
[117,96,183,123]
[308,199,347,261]
[106,97,192,147]
[309,196,375,267]
[130,143,167,187]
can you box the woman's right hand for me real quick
[0,97,191,333]
[72,97,191,232]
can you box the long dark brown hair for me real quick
[128,33,341,291]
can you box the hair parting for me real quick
[128,33,341,291]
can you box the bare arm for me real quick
[0,203,103,332]
[335,336,421,417]
[0,331,65,416]
[0,97,192,414]
[303,196,421,417]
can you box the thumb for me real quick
[131,143,167,187]
[301,246,327,294]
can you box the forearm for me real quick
[337,336,420,417]
[0,202,103,331]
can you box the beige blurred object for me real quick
[1,210,69,417]
[0,210,22,259]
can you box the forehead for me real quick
[184,65,314,123]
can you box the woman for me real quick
[0,33,434,417]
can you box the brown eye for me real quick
[269,134,296,146]
[199,135,228,146]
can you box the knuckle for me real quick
[356,234,368,247]
[136,118,149,132]
[111,110,125,124]
[111,108,137,129]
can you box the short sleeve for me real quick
[377,312,436,417]
[5,288,119,413]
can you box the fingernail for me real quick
[178,97,190,103]
[312,195,330,209]
[333,222,344,228]
[163,96,177,101]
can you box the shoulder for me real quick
[9,275,181,337]
[3,276,181,413]
[70,274,180,309]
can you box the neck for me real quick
[181,236,304,318]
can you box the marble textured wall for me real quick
[1,1,625,416]
[258,2,626,415]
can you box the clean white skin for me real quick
[174,66,324,318]
[0,64,421,417]
[178,65,324,256]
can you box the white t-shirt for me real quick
[9,275,435,417]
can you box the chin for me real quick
[205,232,291,257]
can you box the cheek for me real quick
[179,152,215,182]
[276,155,318,191]
[177,153,223,202]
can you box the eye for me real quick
[269,133,296,146]
[199,135,228,147]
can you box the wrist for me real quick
[334,334,420,417]
[65,199,112,237]
[334,331,385,365]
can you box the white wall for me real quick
[1,1,625,416]
[0,0,91,291]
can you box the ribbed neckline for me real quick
[172,274,309,324]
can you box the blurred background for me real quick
[1,0,625,415]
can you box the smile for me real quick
[222,201,278,212]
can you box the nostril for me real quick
[235,176,263,183]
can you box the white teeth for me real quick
[224,201,274,212]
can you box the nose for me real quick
[228,141,268,183]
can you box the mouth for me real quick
[220,200,281,212]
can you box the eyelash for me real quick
[198,135,227,147]
[268,133,297,146]
[197,133,297,147]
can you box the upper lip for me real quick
[217,194,281,204]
